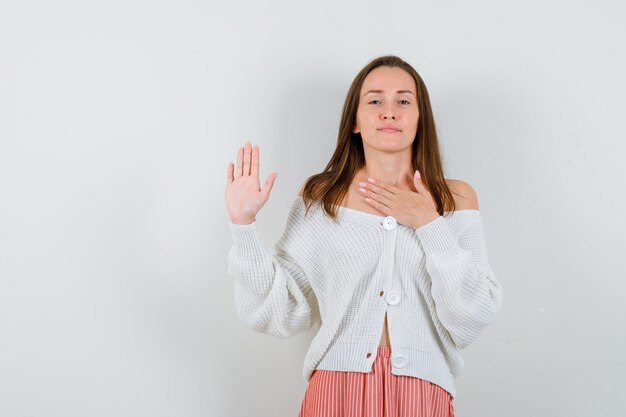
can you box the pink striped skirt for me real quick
[297,346,455,417]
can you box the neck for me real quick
[356,156,414,188]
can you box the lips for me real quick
[378,127,401,132]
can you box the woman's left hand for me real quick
[358,170,440,229]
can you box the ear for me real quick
[352,124,360,134]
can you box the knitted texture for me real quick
[227,196,503,398]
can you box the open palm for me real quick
[225,142,277,225]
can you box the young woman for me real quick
[225,55,503,417]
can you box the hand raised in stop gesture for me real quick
[225,142,277,225]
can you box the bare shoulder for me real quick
[445,179,479,210]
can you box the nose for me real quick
[381,104,396,120]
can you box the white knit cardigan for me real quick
[227,196,503,398]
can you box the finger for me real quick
[360,185,393,206]
[250,144,259,177]
[227,162,233,184]
[364,196,390,213]
[413,170,429,194]
[243,142,251,176]
[368,177,401,194]
[235,146,243,178]
[261,172,277,199]
[364,178,396,199]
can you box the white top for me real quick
[227,195,503,398]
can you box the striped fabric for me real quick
[298,346,454,417]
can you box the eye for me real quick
[399,99,411,105]
[368,100,381,104]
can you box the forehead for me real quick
[361,66,416,94]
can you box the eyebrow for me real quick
[363,89,416,97]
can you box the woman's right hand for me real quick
[225,142,277,225]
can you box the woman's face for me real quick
[353,66,419,151]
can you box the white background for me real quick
[1,1,624,416]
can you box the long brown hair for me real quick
[301,54,456,222]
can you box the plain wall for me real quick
[1,0,624,416]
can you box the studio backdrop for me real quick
[0,1,624,416]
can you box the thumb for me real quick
[413,170,427,194]
[261,172,277,200]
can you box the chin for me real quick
[364,141,409,152]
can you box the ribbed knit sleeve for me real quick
[413,212,503,350]
[227,205,321,339]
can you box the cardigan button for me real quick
[386,290,400,305]
[392,355,407,368]
[382,216,397,230]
